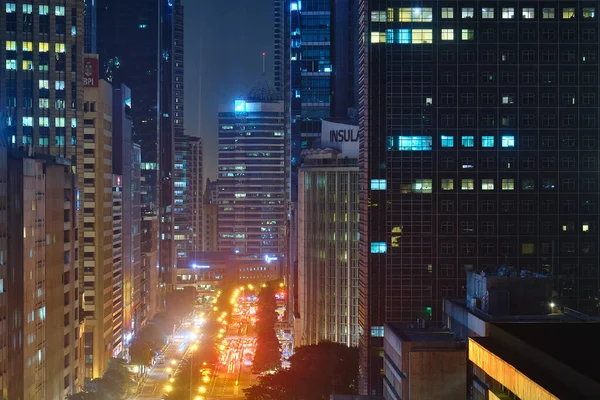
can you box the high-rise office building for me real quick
[7,154,82,400]
[112,174,124,358]
[217,83,286,257]
[81,74,114,379]
[358,2,600,395]
[84,0,96,53]
[98,0,184,292]
[0,136,6,400]
[112,84,142,346]
[140,214,159,324]
[174,134,203,267]
[297,127,360,347]
[0,1,84,159]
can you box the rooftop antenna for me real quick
[262,52,266,75]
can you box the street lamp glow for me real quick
[279,282,284,288]
[213,307,218,311]
[202,375,210,383]
[199,386,207,394]
[217,333,223,339]
[166,367,172,373]
[550,302,555,308]
[219,344,225,351]
[171,359,177,366]
[169,377,175,383]
[165,384,173,392]
[247,284,254,290]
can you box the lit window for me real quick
[462,7,474,18]
[522,8,535,19]
[55,6,65,16]
[39,5,48,15]
[502,94,514,104]
[22,117,33,127]
[441,7,453,19]
[387,136,432,151]
[461,179,474,190]
[399,7,433,22]
[39,137,48,147]
[583,8,596,19]
[562,8,575,19]
[39,42,49,52]
[5,60,16,70]
[371,326,384,337]
[39,117,49,127]
[22,61,33,70]
[501,179,515,190]
[543,8,555,19]
[371,242,387,254]
[71,118,77,128]
[23,4,32,14]
[521,243,535,255]
[441,135,454,147]
[397,29,411,43]
[39,80,49,89]
[370,32,386,43]
[583,223,590,232]
[386,29,394,43]
[441,29,454,40]
[5,41,16,51]
[461,136,474,147]
[55,136,65,146]
[370,179,387,190]
[55,118,65,127]
[502,8,515,19]
[5,3,15,13]
[482,8,494,18]
[501,135,515,148]
[522,179,535,190]
[481,179,495,190]
[22,42,33,51]
[55,43,66,53]
[441,179,454,191]
[412,29,432,44]
[55,80,65,90]
[371,11,387,22]
[39,98,49,108]
[482,136,495,147]
[461,29,475,40]
[412,179,433,193]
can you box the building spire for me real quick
[262,52,266,75]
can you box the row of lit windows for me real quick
[10,135,72,147]
[386,135,515,151]
[370,177,572,193]
[5,3,64,16]
[441,135,515,148]
[372,7,595,22]
[439,221,595,234]
[6,41,65,53]
[18,117,75,128]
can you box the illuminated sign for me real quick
[192,264,210,269]
[83,58,99,87]
[234,100,246,112]
[321,120,359,158]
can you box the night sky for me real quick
[183,0,274,181]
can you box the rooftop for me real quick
[246,79,281,102]
[386,323,462,343]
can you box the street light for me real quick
[199,386,207,394]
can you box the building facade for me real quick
[0,135,6,400]
[98,0,184,292]
[217,84,286,257]
[298,148,360,347]
[81,76,114,379]
[7,155,82,400]
[174,134,203,267]
[112,84,142,347]
[0,0,84,160]
[358,2,600,395]
[112,175,123,357]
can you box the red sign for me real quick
[83,58,99,87]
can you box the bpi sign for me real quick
[321,120,359,158]
[83,58,99,87]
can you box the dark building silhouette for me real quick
[358,2,600,395]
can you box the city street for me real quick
[136,335,190,400]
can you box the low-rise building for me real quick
[383,324,466,400]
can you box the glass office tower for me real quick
[358,2,600,395]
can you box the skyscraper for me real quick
[0,134,6,400]
[81,75,115,379]
[7,154,81,399]
[297,138,360,347]
[0,1,84,159]
[174,134,203,267]
[84,0,96,53]
[217,83,286,257]
[112,84,142,346]
[97,0,184,292]
[358,2,600,395]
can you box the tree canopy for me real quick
[252,284,281,373]
[68,358,135,400]
[244,342,358,400]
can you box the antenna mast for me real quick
[262,52,266,75]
